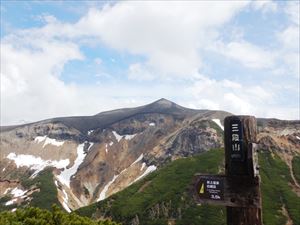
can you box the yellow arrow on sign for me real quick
[199,183,204,194]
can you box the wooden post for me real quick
[224,116,262,225]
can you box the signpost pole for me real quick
[224,116,262,225]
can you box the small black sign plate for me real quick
[229,119,244,161]
[197,176,224,201]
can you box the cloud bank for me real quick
[1,1,299,125]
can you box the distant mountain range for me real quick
[0,99,299,224]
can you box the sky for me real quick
[0,0,299,125]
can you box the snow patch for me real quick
[109,141,114,146]
[34,136,64,147]
[87,142,94,151]
[105,144,108,153]
[34,136,46,143]
[2,168,5,172]
[131,154,143,167]
[112,131,137,142]
[61,189,71,213]
[124,134,137,140]
[212,119,224,131]
[98,174,119,201]
[5,199,17,206]
[4,188,11,195]
[112,131,123,142]
[11,187,26,198]
[11,208,16,212]
[87,130,94,135]
[149,122,155,126]
[5,198,18,205]
[141,162,146,171]
[7,153,69,178]
[134,165,157,183]
[280,129,294,136]
[57,143,85,188]
[296,136,300,140]
[62,202,71,213]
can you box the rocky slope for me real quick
[0,99,299,213]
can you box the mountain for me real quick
[0,99,299,223]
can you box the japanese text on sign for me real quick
[198,177,224,201]
[230,120,243,161]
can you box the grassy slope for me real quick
[292,155,300,185]
[260,151,300,225]
[77,149,300,225]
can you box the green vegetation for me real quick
[292,155,300,184]
[78,149,226,225]
[0,205,120,225]
[0,168,61,212]
[2,149,299,225]
[22,168,60,210]
[259,150,300,225]
[78,149,300,225]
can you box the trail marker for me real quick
[193,116,262,225]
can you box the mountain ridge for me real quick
[0,99,299,221]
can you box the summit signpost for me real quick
[193,116,262,225]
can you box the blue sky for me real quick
[1,1,299,125]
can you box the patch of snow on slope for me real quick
[57,143,85,188]
[131,154,143,167]
[62,202,71,213]
[11,187,26,198]
[2,168,5,172]
[34,136,64,147]
[212,119,224,131]
[11,208,16,212]
[97,174,119,201]
[7,153,69,178]
[134,165,157,183]
[87,130,94,135]
[109,141,113,146]
[124,134,136,140]
[88,143,94,150]
[34,136,47,143]
[61,189,71,213]
[5,199,17,206]
[112,131,137,142]
[141,162,146,171]
[280,129,294,136]
[296,136,300,140]
[112,131,123,142]
[149,122,155,126]
[105,144,108,153]
[4,188,11,195]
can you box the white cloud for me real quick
[285,1,300,26]
[214,40,276,69]
[278,26,299,50]
[0,39,84,125]
[1,1,299,125]
[251,0,277,13]
[94,57,102,65]
[10,1,249,79]
[183,74,298,119]
[276,2,299,78]
[128,63,154,81]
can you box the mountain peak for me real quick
[153,98,174,106]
